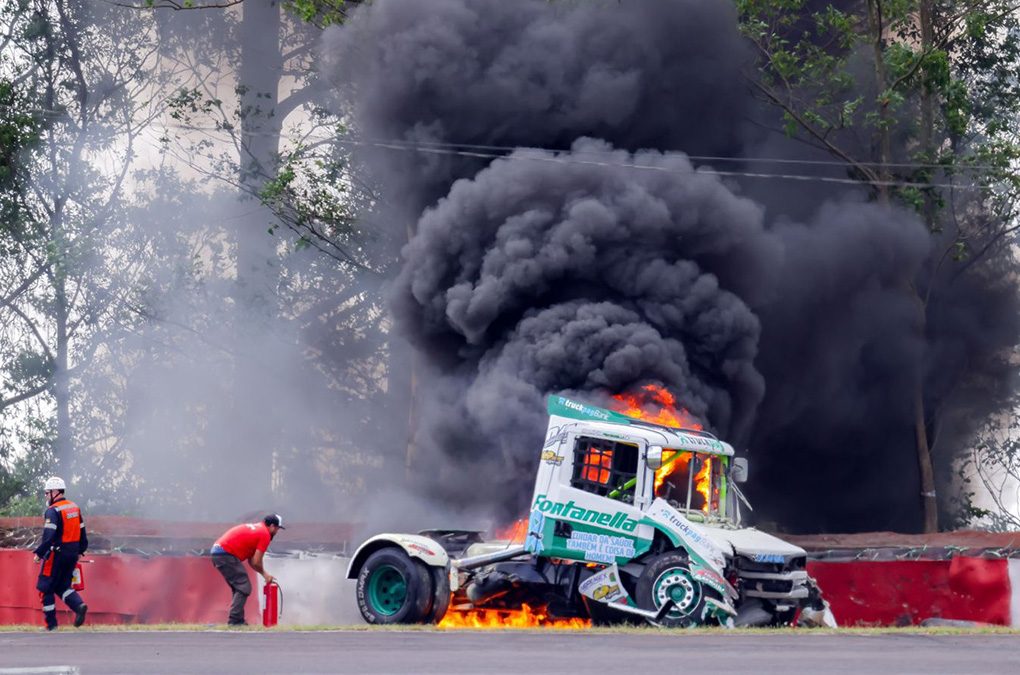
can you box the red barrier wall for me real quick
[0,550,256,626]
[1,549,1013,626]
[807,558,1011,626]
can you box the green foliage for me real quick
[260,137,363,251]
[0,494,44,517]
[738,0,1020,221]
[0,417,54,517]
[1,0,167,497]
[284,0,352,28]
[0,78,41,226]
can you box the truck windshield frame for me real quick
[653,450,723,520]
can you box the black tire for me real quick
[582,595,634,626]
[634,552,713,628]
[356,548,434,624]
[421,564,451,624]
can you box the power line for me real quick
[3,99,1014,174]
[364,138,1011,173]
[139,122,1017,189]
[153,122,1020,174]
[3,99,1012,189]
[163,121,1015,175]
[331,137,1002,192]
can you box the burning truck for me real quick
[346,395,836,628]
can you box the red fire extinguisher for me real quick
[262,581,282,627]
[71,559,91,591]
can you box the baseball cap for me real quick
[264,514,286,529]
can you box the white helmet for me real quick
[43,476,66,491]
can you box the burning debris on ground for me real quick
[438,603,591,629]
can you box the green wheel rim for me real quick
[367,564,408,616]
[652,567,701,620]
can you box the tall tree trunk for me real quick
[229,0,284,504]
[866,0,892,204]
[914,376,938,532]
[914,0,939,533]
[46,11,72,475]
[53,260,72,474]
[237,0,283,309]
[868,0,939,532]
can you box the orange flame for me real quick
[610,384,711,512]
[493,518,527,543]
[695,456,712,513]
[611,384,702,430]
[438,603,591,629]
[581,444,613,484]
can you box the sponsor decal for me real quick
[407,542,437,557]
[566,531,636,564]
[645,501,727,571]
[524,510,545,554]
[692,567,732,599]
[544,427,568,448]
[751,552,786,564]
[649,503,713,550]
[532,494,640,533]
[558,396,611,421]
[674,432,724,452]
[540,450,565,465]
[579,565,631,605]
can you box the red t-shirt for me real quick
[214,522,271,561]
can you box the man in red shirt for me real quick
[210,514,284,625]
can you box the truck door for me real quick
[527,434,655,564]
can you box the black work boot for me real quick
[74,604,88,628]
[44,606,57,631]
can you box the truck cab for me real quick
[527,396,820,626]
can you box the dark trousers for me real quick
[36,550,84,629]
[211,553,251,624]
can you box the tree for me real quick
[738,0,1020,531]
[83,0,396,513]
[0,0,174,481]
[958,384,1020,532]
[0,21,48,513]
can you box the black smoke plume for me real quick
[324,0,1019,531]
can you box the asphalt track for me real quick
[1,630,1018,675]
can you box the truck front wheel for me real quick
[635,552,712,628]
[356,548,434,624]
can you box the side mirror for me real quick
[646,445,664,471]
[731,457,749,483]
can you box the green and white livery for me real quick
[347,396,836,628]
